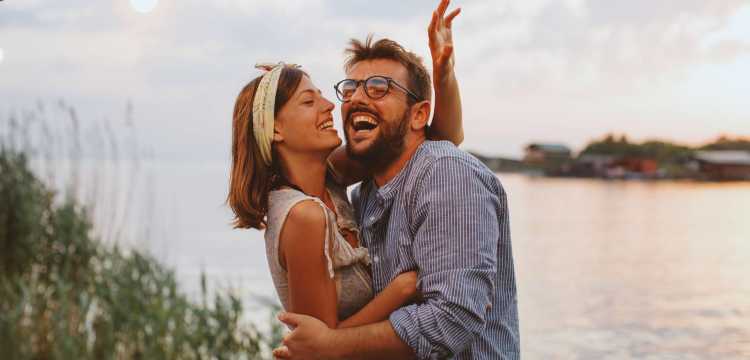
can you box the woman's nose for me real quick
[322,96,335,112]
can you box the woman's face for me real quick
[274,75,341,157]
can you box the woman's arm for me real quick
[337,271,418,329]
[279,200,338,328]
[428,0,463,144]
[281,201,418,330]
[327,0,464,186]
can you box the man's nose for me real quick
[349,82,370,106]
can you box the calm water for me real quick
[146,162,750,359]
[505,175,750,359]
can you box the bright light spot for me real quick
[129,0,159,13]
[0,48,4,64]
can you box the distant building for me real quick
[470,152,528,173]
[693,151,750,180]
[523,143,573,175]
[572,154,616,177]
[523,143,572,163]
[570,154,660,179]
[611,157,659,177]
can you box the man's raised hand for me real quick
[428,0,461,80]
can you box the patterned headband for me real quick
[251,62,300,166]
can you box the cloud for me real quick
[455,0,750,98]
[1,0,749,158]
[0,0,124,31]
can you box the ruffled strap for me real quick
[326,180,360,234]
[332,245,371,268]
[307,198,336,279]
[324,182,371,269]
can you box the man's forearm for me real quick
[329,320,415,360]
[430,70,463,145]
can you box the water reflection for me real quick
[147,161,750,358]
[504,174,750,359]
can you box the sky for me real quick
[1,0,749,158]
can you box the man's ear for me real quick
[410,101,431,131]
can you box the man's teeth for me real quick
[353,115,378,126]
[351,115,379,131]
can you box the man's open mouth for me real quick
[351,115,379,132]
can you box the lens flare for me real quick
[129,0,158,13]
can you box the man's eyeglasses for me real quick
[334,76,420,103]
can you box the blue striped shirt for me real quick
[351,140,520,360]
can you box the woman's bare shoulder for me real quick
[279,199,328,255]
[285,200,326,229]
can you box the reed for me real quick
[0,104,280,359]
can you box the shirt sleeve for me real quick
[389,157,501,359]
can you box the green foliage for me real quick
[700,135,750,151]
[0,150,53,278]
[0,148,278,359]
[580,133,695,162]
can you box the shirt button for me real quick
[373,255,379,263]
[369,215,376,221]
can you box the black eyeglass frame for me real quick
[333,76,420,103]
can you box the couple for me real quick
[227,1,519,358]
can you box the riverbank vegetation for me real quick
[0,105,280,359]
[580,134,750,162]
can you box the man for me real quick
[274,4,520,359]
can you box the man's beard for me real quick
[345,109,410,173]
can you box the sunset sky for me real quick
[1,0,749,158]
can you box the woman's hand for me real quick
[392,271,420,302]
[429,0,461,83]
[336,271,420,329]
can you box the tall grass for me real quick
[0,103,280,359]
[0,101,149,248]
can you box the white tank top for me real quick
[264,181,374,320]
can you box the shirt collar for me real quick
[373,141,427,207]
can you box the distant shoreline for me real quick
[493,171,750,184]
[472,134,750,182]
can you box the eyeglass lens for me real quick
[337,76,390,101]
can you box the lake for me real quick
[139,160,750,359]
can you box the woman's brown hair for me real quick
[227,67,305,230]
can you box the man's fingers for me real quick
[282,331,293,345]
[277,311,301,328]
[429,10,438,34]
[273,346,292,359]
[437,0,449,19]
[445,8,461,27]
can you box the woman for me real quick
[227,0,462,329]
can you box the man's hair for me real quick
[344,35,432,104]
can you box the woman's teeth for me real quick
[319,120,335,131]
